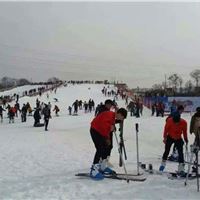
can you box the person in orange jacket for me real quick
[159,112,188,175]
[90,108,127,180]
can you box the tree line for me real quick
[150,69,200,96]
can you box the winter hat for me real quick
[177,105,184,111]
[173,112,180,123]
[196,107,200,113]
[117,108,127,119]
[194,107,200,117]
[104,99,114,106]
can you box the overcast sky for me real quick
[0,2,200,88]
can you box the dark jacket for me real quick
[190,112,200,136]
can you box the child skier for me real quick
[89,108,127,180]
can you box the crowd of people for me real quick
[1,83,200,181]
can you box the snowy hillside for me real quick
[0,84,199,200]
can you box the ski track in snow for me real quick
[0,84,199,200]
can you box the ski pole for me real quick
[196,149,199,192]
[196,132,200,192]
[114,130,129,183]
[185,144,189,162]
[185,145,195,187]
[135,123,141,175]
[119,121,127,166]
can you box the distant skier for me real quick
[21,104,27,122]
[43,104,51,131]
[127,101,135,117]
[88,99,93,113]
[0,105,5,122]
[72,100,79,115]
[151,103,156,116]
[95,99,115,116]
[8,107,15,123]
[14,102,20,117]
[78,100,82,110]
[33,108,41,127]
[36,98,40,109]
[54,98,58,102]
[159,113,188,176]
[89,108,127,180]
[83,101,88,113]
[53,105,60,116]
[68,106,72,115]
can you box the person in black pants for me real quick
[42,104,51,131]
[159,113,188,174]
[95,99,116,163]
[90,108,127,180]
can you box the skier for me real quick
[95,99,117,166]
[89,108,127,180]
[0,105,5,122]
[189,107,200,173]
[43,104,51,131]
[27,105,33,116]
[83,101,88,113]
[151,103,156,116]
[167,105,184,161]
[21,104,27,122]
[68,106,72,115]
[8,106,15,123]
[33,108,41,127]
[53,105,60,116]
[127,101,135,117]
[159,112,188,175]
[88,99,93,113]
[72,100,79,115]
[14,102,20,117]
[78,100,83,110]
[36,98,40,109]
[95,99,115,116]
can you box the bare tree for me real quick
[190,69,200,87]
[152,83,163,90]
[185,80,193,93]
[178,77,183,92]
[168,73,182,93]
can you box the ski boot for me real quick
[159,160,166,172]
[192,166,197,174]
[177,163,186,177]
[100,159,116,176]
[148,164,153,173]
[90,164,104,180]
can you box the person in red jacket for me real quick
[159,112,188,175]
[90,108,127,180]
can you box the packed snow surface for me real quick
[0,84,199,200]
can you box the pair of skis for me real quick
[142,167,198,180]
[75,172,146,182]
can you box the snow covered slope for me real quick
[0,84,199,200]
